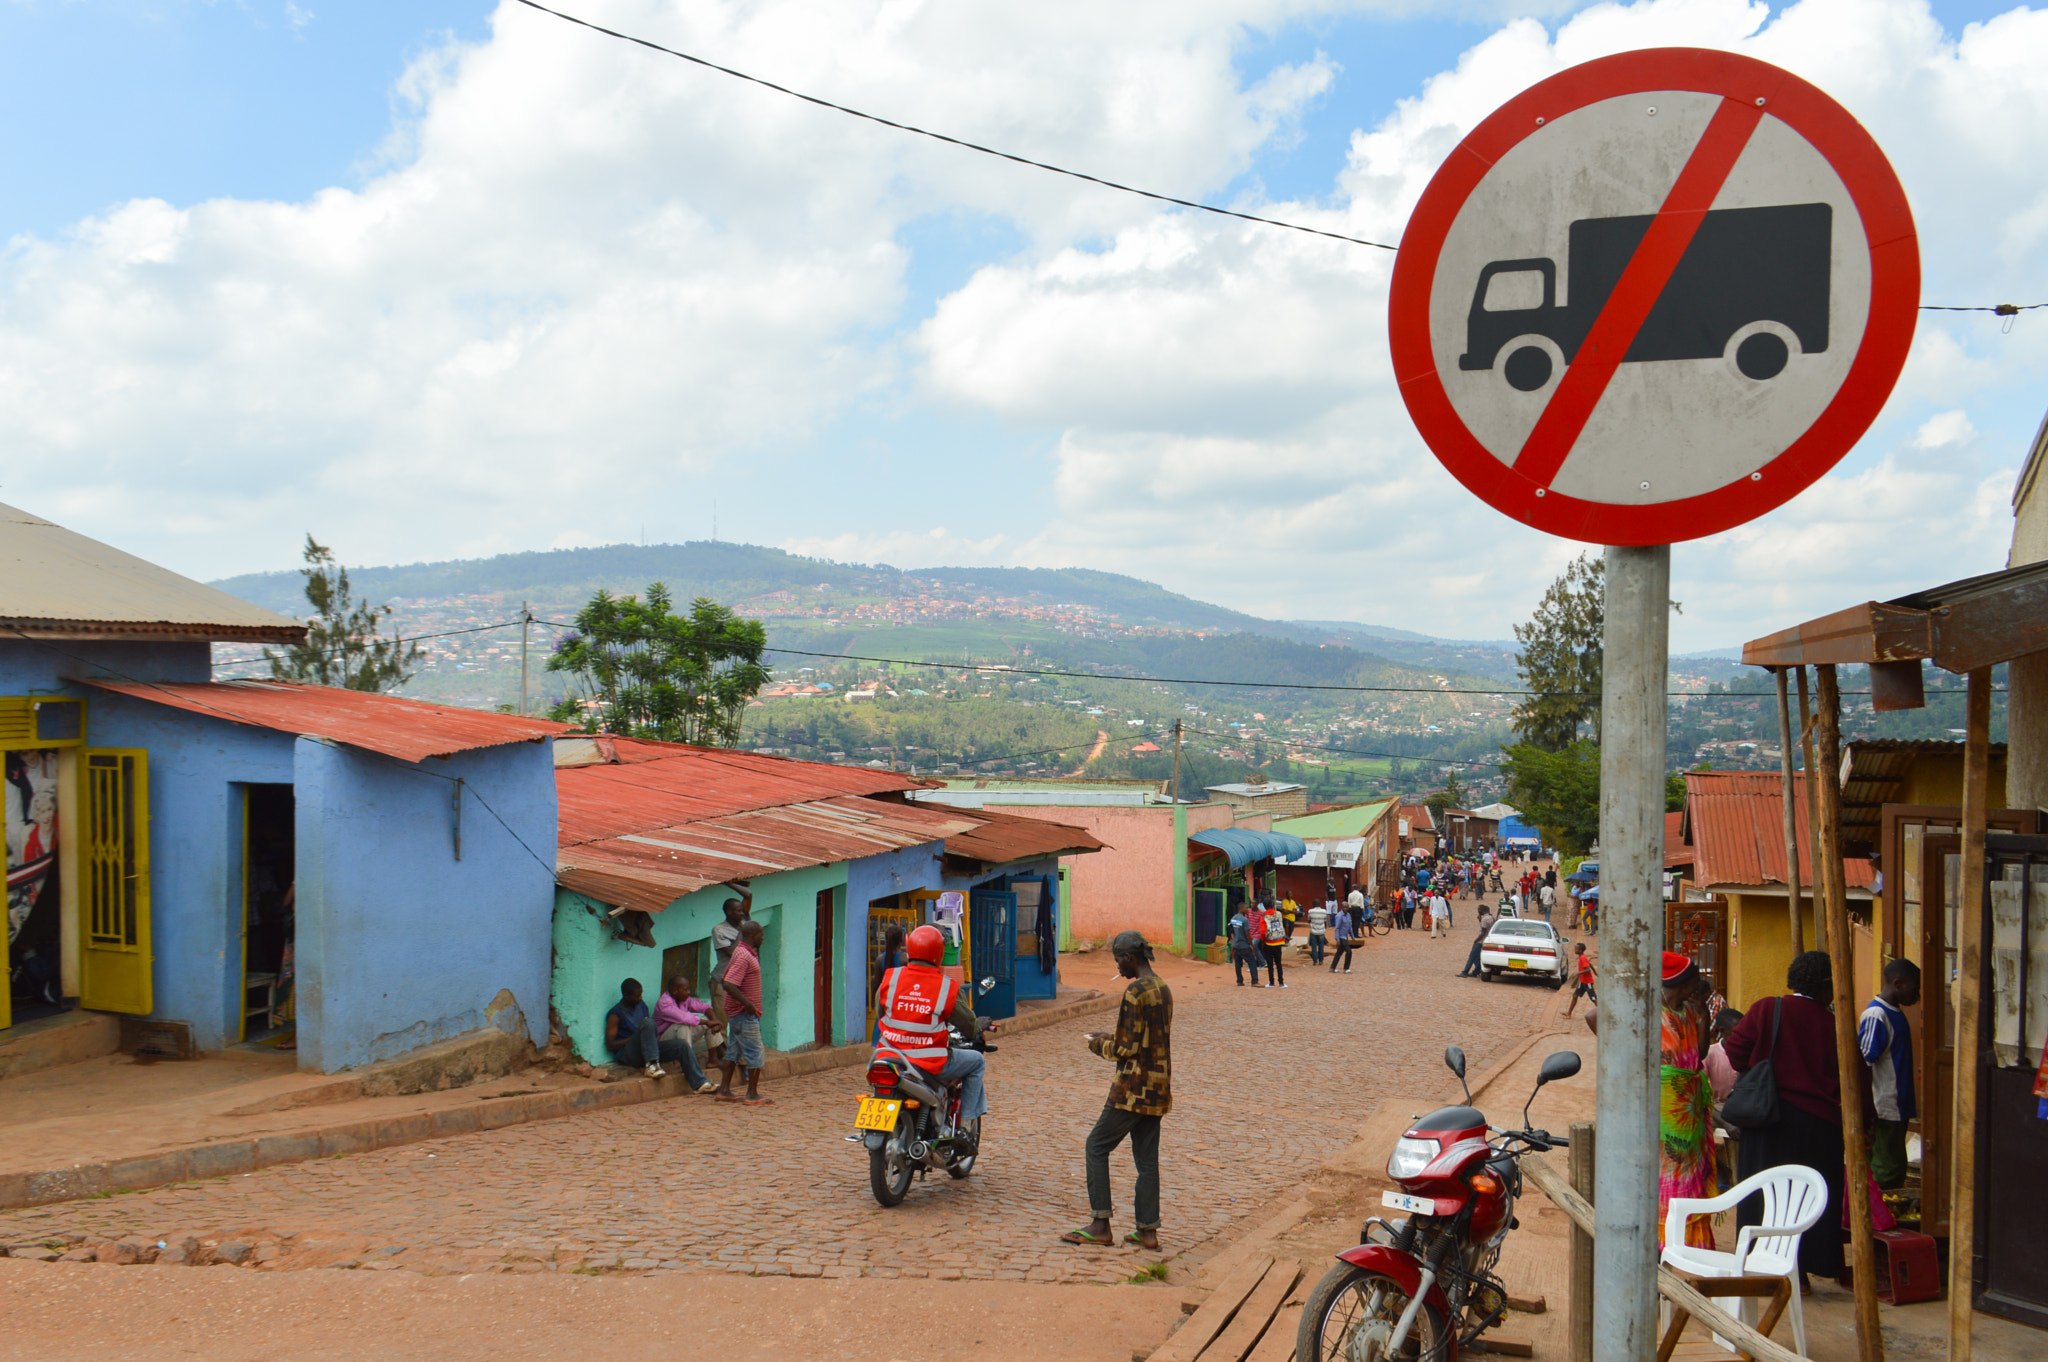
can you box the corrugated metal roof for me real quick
[560,794,976,915]
[1665,811,1692,868]
[81,679,569,761]
[1682,771,1876,892]
[944,807,1105,865]
[1272,799,1395,840]
[0,502,304,643]
[555,739,972,913]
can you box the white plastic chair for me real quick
[1660,1164,1828,1358]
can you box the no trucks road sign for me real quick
[1388,48,1918,545]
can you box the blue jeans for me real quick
[657,1030,710,1087]
[935,1046,988,1124]
[1309,930,1326,964]
[610,1017,661,1068]
[726,1014,764,1071]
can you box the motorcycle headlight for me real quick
[1387,1136,1441,1180]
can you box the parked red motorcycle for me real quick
[1296,1044,1581,1361]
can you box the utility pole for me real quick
[1170,718,1184,803]
[1592,543,1669,1362]
[519,602,532,716]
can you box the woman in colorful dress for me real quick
[1659,950,1716,1250]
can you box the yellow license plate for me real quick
[1509,958,1529,969]
[855,1096,902,1131]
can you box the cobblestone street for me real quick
[1,925,1558,1284]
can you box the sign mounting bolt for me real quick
[1639,481,1651,490]
[1647,106,1658,115]
[1755,97,1767,106]
[1750,472,1763,481]
[1535,116,1545,126]
[1535,488,1547,498]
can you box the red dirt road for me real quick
[0,1258,1183,1362]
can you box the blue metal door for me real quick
[969,888,1018,1019]
[1193,888,1225,948]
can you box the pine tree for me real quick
[1511,554,1604,750]
[263,536,422,691]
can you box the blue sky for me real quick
[2,0,2042,650]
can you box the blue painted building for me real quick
[1,502,563,1068]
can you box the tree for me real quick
[548,583,770,746]
[1511,554,1604,750]
[263,536,422,691]
[1422,769,1467,829]
[1500,740,1602,855]
[1666,769,1688,813]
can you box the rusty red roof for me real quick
[555,739,973,913]
[1664,811,1693,869]
[1681,771,1876,893]
[81,679,569,762]
[944,807,1106,865]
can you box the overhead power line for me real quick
[514,0,2039,319]
[211,619,529,672]
[510,0,1395,252]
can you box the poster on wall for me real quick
[7,749,62,1008]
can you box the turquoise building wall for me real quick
[552,860,849,1063]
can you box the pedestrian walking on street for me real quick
[1261,899,1289,987]
[1306,896,1328,965]
[1228,902,1262,987]
[715,920,770,1105]
[1427,890,1450,939]
[1063,930,1173,1251]
[1563,943,1597,1017]
[1328,902,1355,973]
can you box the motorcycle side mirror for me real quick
[978,977,996,994]
[1445,1046,1471,1103]
[1524,1050,1581,1129]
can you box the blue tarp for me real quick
[1498,814,1541,845]
[1189,827,1310,870]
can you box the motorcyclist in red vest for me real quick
[875,924,991,1145]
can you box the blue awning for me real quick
[1188,827,1310,870]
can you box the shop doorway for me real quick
[240,785,296,1047]
[813,888,834,1048]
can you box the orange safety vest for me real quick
[875,963,960,1074]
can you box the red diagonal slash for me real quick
[1513,97,1765,487]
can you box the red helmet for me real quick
[906,924,946,965]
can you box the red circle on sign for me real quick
[1387,47,1918,545]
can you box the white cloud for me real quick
[2,0,2043,658]
[912,0,2048,648]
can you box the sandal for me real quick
[1060,1227,1113,1245]
[1124,1232,1159,1248]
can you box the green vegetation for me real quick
[263,535,422,692]
[1511,553,1603,750]
[744,695,1102,774]
[548,585,769,746]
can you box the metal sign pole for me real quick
[1592,542,1670,1362]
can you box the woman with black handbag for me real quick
[1720,950,1847,1289]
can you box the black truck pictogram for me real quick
[1458,202,1832,391]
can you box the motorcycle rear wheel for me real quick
[946,1116,982,1178]
[870,1124,914,1207]
[1296,1262,1451,1362]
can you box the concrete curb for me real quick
[0,989,1113,1212]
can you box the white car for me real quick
[1479,918,1568,988]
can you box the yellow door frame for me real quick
[79,748,152,1016]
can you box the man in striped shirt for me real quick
[1858,958,1921,1189]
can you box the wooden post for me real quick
[1815,665,1883,1362]
[1569,1122,1596,1362]
[1948,667,1993,1362]
[1796,667,1828,958]
[1774,667,1805,955]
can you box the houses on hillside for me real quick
[1,504,1107,1081]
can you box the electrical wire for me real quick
[210,618,529,673]
[510,0,1397,253]
[513,0,2039,317]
